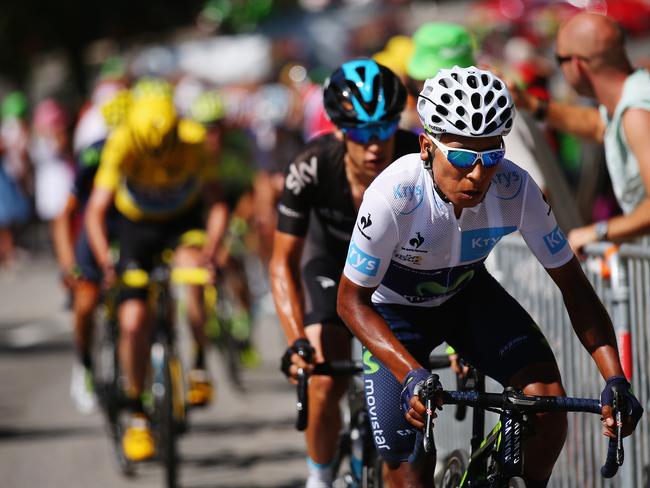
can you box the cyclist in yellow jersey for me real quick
[85,95,229,462]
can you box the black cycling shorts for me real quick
[301,254,347,328]
[117,204,204,301]
[363,266,557,464]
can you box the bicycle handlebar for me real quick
[295,361,364,431]
[294,355,453,431]
[419,374,624,480]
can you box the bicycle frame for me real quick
[459,404,528,487]
[424,372,622,488]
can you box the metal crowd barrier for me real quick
[432,234,649,488]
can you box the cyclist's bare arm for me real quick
[546,256,624,379]
[85,186,114,271]
[269,231,307,345]
[201,182,229,264]
[52,193,79,285]
[545,256,634,435]
[337,275,420,385]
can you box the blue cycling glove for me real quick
[600,375,644,430]
[400,368,431,414]
[400,368,435,464]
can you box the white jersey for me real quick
[343,154,573,307]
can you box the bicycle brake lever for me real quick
[421,375,440,454]
[296,368,309,431]
[614,389,624,466]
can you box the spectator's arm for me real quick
[604,108,650,241]
[506,79,605,143]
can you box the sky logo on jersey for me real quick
[392,183,424,214]
[285,156,318,195]
[543,225,568,255]
[347,241,380,276]
[461,226,517,261]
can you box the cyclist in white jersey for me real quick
[337,66,642,488]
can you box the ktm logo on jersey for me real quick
[285,156,318,195]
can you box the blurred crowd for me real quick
[1,0,650,272]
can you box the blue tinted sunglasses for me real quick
[430,136,505,168]
[342,120,399,144]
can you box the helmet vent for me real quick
[493,80,502,90]
[484,91,494,104]
[422,85,433,96]
[505,119,513,129]
[497,96,508,108]
[472,113,483,131]
[455,120,467,130]
[439,78,449,88]
[454,89,464,100]
[486,107,496,122]
[431,115,442,123]
[436,105,449,116]
[485,121,497,134]
[481,74,490,86]
[467,75,478,89]
[441,94,451,104]
[456,106,465,116]
[500,108,512,121]
[451,73,460,83]
[471,93,481,109]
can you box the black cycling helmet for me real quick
[323,59,406,128]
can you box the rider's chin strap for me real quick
[424,138,452,204]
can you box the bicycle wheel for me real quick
[508,477,527,488]
[439,449,470,488]
[362,453,383,488]
[152,340,183,488]
[93,302,136,477]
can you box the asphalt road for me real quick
[0,254,306,488]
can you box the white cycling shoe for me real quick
[70,362,97,414]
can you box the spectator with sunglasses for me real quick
[337,66,641,488]
[269,59,419,488]
[508,12,650,251]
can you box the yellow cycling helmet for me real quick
[190,90,226,126]
[131,77,173,100]
[101,89,133,129]
[127,97,178,155]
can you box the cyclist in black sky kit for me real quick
[269,59,420,488]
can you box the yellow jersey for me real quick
[95,118,218,221]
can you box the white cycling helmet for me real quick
[417,65,515,137]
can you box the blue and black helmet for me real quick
[323,59,406,128]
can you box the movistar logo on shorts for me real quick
[363,349,380,374]
[461,226,517,261]
[543,225,567,255]
[346,241,380,276]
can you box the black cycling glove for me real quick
[600,375,644,431]
[280,338,315,378]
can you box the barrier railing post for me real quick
[604,246,635,487]
[606,247,633,381]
